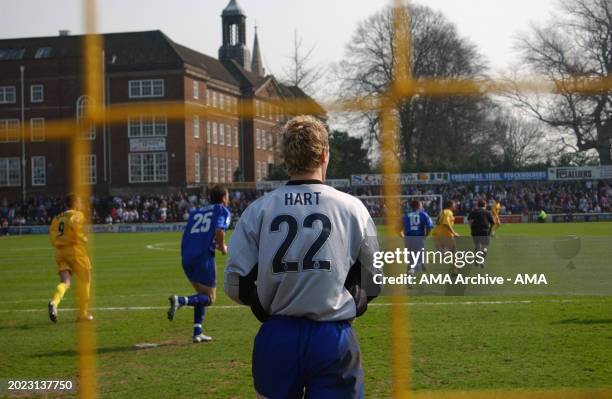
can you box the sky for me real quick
[1,0,558,78]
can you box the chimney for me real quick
[59,30,71,37]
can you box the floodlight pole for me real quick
[20,65,26,203]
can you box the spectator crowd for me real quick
[1,180,611,227]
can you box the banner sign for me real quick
[326,179,351,188]
[7,223,188,235]
[256,179,351,190]
[549,213,612,223]
[351,173,449,186]
[90,223,186,234]
[547,166,600,181]
[451,171,547,182]
[256,180,285,190]
[600,165,612,179]
[130,137,166,152]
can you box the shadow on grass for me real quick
[554,318,612,325]
[34,342,180,358]
[0,321,49,331]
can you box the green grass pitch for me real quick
[0,223,611,398]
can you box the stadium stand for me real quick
[2,180,611,227]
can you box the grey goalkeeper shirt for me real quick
[224,180,379,322]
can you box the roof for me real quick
[0,30,182,71]
[0,30,239,83]
[222,0,245,16]
[0,29,325,115]
[165,38,239,86]
[226,59,266,88]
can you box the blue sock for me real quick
[193,304,206,336]
[187,293,211,306]
[178,294,211,306]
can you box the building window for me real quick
[0,119,20,143]
[128,79,164,98]
[256,161,261,181]
[195,152,201,183]
[79,154,96,185]
[128,115,167,137]
[0,157,20,187]
[261,130,266,150]
[128,152,168,183]
[206,121,211,143]
[0,48,25,60]
[256,129,261,149]
[212,122,218,144]
[207,157,211,182]
[227,159,232,183]
[268,131,273,150]
[193,115,200,138]
[220,158,225,183]
[233,98,238,114]
[30,84,44,103]
[34,47,52,59]
[234,127,238,148]
[219,124,225,145]
[226,125,231,147]
[0,86,16,104]
[193,81,199,100]
[220,94,224,111]
[31,155,45,186]
[30,118,45,141]
[212,91,217,108]
[213,157,218,183]
[206,90,210,106]
[76,96,95,140]
[255,100,260,117]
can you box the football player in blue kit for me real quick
[402,199,434,275]
[167,185,231,343]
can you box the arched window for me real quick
[76,95,95,140]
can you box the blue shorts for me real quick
[181,257,216,287]
[253,316,364,399]
[404,236,426,272]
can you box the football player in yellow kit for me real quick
[491,197,502,236]
[48,193,93,323]
[431,200,459,250]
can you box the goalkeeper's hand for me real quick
[238,264,269,323]
[250,290,269,323]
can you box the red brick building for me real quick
[0,0,324,199]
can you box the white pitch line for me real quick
[145,242,180,252]
[0,299,573,314]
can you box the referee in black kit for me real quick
[467,199,495,268]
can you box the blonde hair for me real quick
[281,115,329,175]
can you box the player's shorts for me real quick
[404,236,426,272]
[433,235,455,251]
[182,257,216,287]
[472,235,491,250]
[55,251,91,280]
[253,316,364,399]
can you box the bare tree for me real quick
[492,113,548,170]
[282,30,325,95]
[337,4,494,171]
[514,0,612,165]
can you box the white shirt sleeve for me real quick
[357,208,381,297]
[224,203,260,304]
